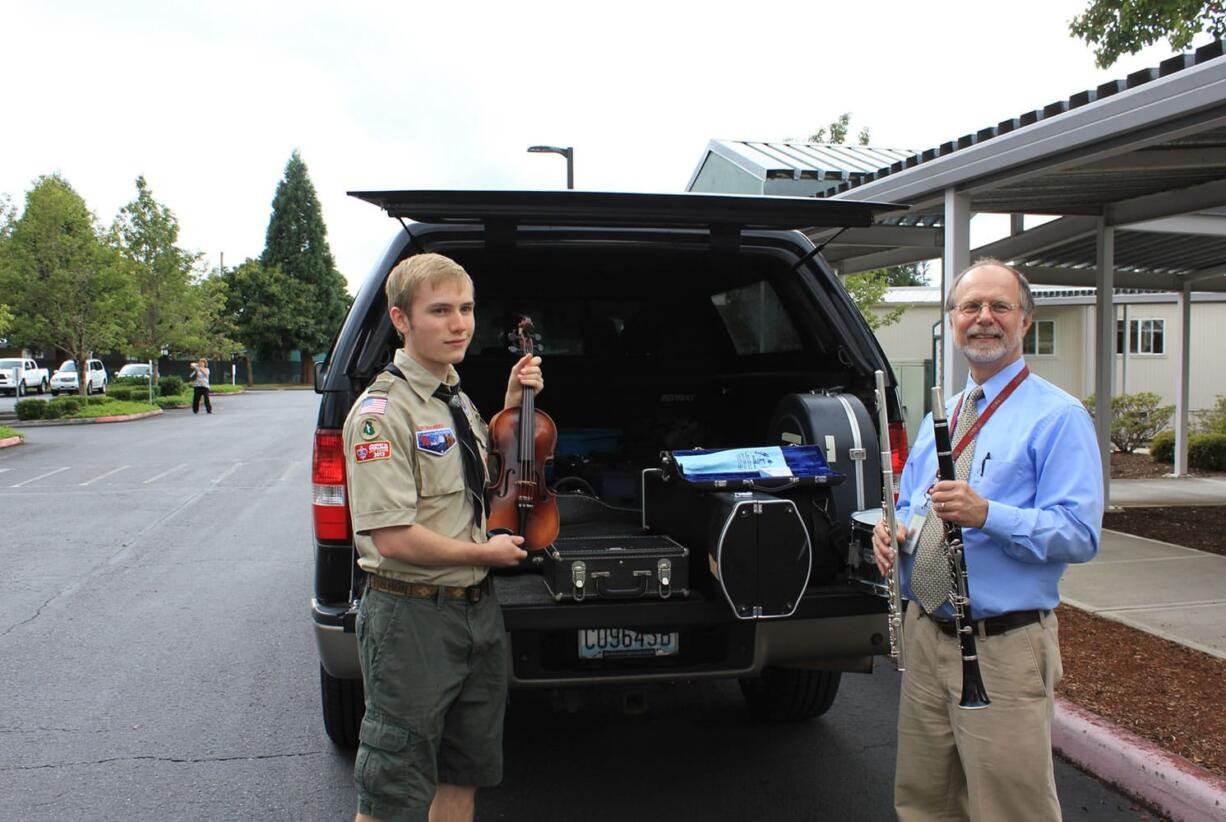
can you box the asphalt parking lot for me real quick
[0,391,1152,821]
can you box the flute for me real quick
[931,386,991,709]
[875,371,905,671]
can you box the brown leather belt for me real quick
[925,609,1046,638]
[368,574,491,603]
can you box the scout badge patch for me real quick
[358,396,388,416]
[354,441,392,463]
[416,423,457,456]
[360,418,379,440]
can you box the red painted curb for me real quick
[1053,697,1226,821]
[0,435,23,448]
[92,409,165,423]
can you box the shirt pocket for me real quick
[979,456,1034,495]
[415,447,467,497]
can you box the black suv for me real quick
[312,190,908,747]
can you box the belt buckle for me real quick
[466,585,482,604]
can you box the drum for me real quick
[850,508,887,596]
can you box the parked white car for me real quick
[0,358,50,396]
[50,359,108,395]
[116,363,153,380]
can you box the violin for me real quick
[486,316,559,551]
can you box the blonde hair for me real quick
[385,253,473,315]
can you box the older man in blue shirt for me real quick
[874,259,1102,822]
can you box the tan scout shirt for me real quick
[343,348,490,587]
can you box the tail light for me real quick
[313,428,351,542]
[888,421,909,501]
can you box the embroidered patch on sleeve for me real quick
[354,441,392,463]
[416,425,457,456]
[358,396,388,416]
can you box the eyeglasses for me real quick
[951,300,1019,317]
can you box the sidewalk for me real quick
[1054,476,1226,821]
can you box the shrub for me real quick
[159,375,185,397]
[107,386,135,402]
[1150,431,1174,462]
[1149,430,1226,470]
[112,375,150,388]
[1190,433,1226,470]
[42,403,65,419]
[1198,395,1226,436]
[1084,392,1174,454]
[86,396,110,406]
[15,399,45,420]
[49,396,82,416]
[155,395,188,410]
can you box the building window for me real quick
[1116,318,1165,355]
[1022,320,1054,355]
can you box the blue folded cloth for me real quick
[672,445,834,482]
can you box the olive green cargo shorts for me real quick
[354,584,507,822]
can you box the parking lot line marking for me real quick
[11,466,70,487]
[143,463,188,484]
[79,465,131,486]
[211,461,244,485]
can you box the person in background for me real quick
[189,358,212,414]
[873,259,1103,821]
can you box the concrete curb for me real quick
[0,435,23,449]
[1053,697,1226,821]
[7,408,164,428]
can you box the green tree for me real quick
[223,258,304,383]
[809,113,871,146]
[0,175,136,394]
[110,176,205,381]
[844,270,906,331]
[260,151,350,377]
[1070,0,1225,67]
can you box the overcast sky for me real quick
[0,1,1202,292]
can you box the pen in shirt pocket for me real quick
[980,452,992,477]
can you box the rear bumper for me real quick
[312,584,887,686]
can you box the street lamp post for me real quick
[527,145,574,189]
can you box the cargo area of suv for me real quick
[312,191,908,747]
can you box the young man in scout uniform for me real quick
[344,252,543,822]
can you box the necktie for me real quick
[910,386,985,615]
[432,383,488,529]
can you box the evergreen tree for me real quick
[260,151,350,373]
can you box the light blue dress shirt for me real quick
[895,357,1103,619]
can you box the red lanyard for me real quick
[949,366,1030,462]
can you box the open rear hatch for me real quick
[347,189,899,233]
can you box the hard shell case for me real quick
[541,534,689,603]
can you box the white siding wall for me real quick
[869,298,1226,442]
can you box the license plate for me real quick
[578,629,678,659]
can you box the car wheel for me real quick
[16,382,25,398]
[739,667,842,722]
[39,379,48,394]
[320,665,364,748]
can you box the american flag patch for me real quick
[358,396,388,416]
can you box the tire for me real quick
[739,667,842,722]
[39,379,48,394]
[84,381,92,396]
[16,382,25,398]
[320,665,364,748]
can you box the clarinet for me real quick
[931,386,991,710]
[875,371,904,671]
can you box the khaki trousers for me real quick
[895,601,1063,822]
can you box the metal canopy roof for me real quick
[818,41,1226,293]
[685,140,917,189]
